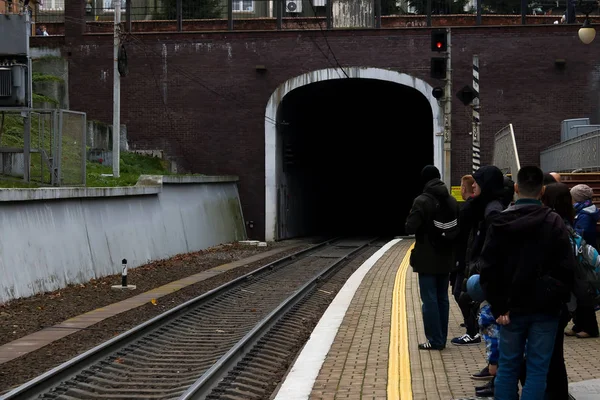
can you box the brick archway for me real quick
[264,67,444,241]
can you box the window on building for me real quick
[102,0,126,12]
[39,0,65,11]
[232,0,253,12]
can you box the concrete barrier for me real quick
[0,175,247,303]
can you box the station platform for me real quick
[273,238,600,400]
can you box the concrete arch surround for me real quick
[264,67,444,242]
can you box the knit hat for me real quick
[421,165,440,186]
[570,184,594,203]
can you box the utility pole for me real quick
[472,55,481,173]
[443,28,452,189]
[112,0,121,178]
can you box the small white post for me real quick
[112,258,136,290]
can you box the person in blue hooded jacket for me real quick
[570,184,600,251]
[566,183,600,339]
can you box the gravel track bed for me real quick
[0,242,311,395]
[206,241,385,400]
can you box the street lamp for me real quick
[577,0,598,44]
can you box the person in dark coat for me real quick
[406,165,460,350]
[451,175,481,343]
[566,183,600,338]
[479,166,575,399]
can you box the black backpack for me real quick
[568,226,600,306]
[423,193,460,248]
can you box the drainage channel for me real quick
[3,237,377,400]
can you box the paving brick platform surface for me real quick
[309,240,411,400]
[309,240,600,400]
[406,261,600,400]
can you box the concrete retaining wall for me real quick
[0,175,247,304]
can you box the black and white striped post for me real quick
[111,258,137,290]
[121,259,128,287]
[472,55,481,173]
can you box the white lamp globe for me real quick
[579,19,597,44]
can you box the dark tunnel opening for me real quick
[276,77,434,239]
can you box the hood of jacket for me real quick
[473,166,505,202]
[575,200,600,222]
[490,201,561,236]
[423,178,450,199]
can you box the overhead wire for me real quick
[305,0,350,78]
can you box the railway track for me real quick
[3,237,380,400]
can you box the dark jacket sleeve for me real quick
[466,201,503,277]
[478,224,508,318]
[405,196,428,235]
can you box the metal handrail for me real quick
[540,129,600,173]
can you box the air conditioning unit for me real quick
[286,0,302,13]
[0,62,27,106]
[313,0,326,6]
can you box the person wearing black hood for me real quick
[502,176,516,208]
[406,165,460,350]
[453,165,506,397]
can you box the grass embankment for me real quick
[86,152,171,187]
[0,112,172,188]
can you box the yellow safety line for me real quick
[388,243,414,400]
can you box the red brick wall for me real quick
[30,24,600,239]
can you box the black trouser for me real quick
[519,305,571,400]
[572,305,600,337]
[458,290,479,337]
[451,271,463,303]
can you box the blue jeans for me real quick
[495,313,560,400]
[418,273,450,347]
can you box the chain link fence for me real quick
[0,108,86,186]
[59,110,86,186]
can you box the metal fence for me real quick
[25,0,600,33]
[0,108,86,186]
[540,129,600,173]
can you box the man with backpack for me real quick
[406,165,460,350]
[479,166,575,399]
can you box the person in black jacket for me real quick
[453,166,506,396]
[451,174,476,305]
[452,166,505,349]
[479,166,575,399]
[406,165,460,350]
[451,176,482,346]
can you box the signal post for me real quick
[430,29,452,189]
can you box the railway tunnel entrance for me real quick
[265,68,444,241]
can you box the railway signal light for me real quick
[431,29,447,52]
[431,57,446,80]
[430,30,448,80]
[432,86,444,99]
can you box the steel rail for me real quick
[179,236,380,400]
[1,237,342,400]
